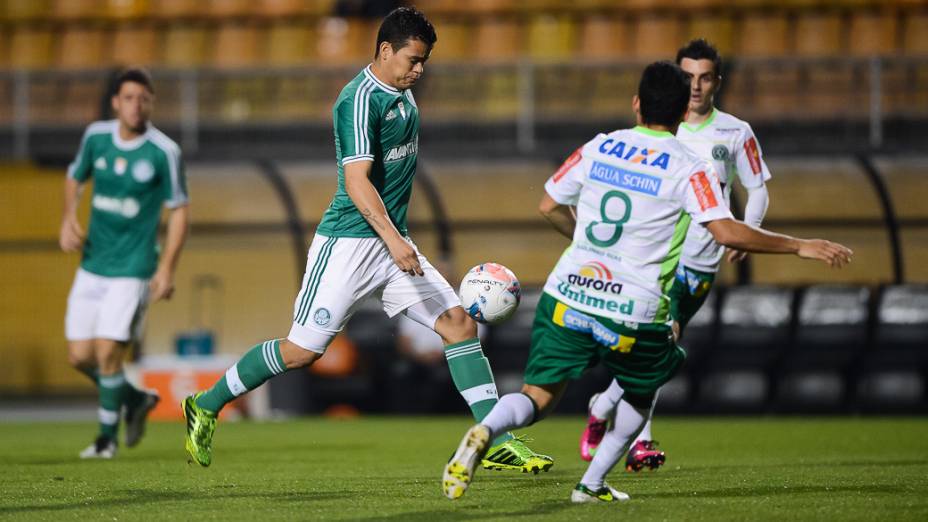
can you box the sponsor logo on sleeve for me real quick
[689,171,719,211]
[552,147,582,183]
[744,137,762,175]
[313,308,331,327]
[589,162,662,196]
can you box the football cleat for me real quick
[124,391,160,448]
[570,483,630,503]
[625,440,665,472]
[79,436,117,459]
[580,392,611,462]
[482,435,554,474]
[443,424,490,500]
[182,393,217,467]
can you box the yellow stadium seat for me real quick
[9,27,54,69]
[258,0,311,17]
[162,24,210,67]
[51,0,103,20]
[467,0,520,15]
[150,0,203,18]
[527,14,576,62]
[687,14,735,56]
[207,0,253,17]
[848,11,897,57]
[577,17,631,60]
[475,19,522,62]
[57,26,108,69]
[315,17,376,65]
[903,13,928,55]
[105,0,149,19]
[213,22,262,68]
[429,19,470,62]
[633,14,683,59]
[738,12,790,57]
[795,12,842,57]
[5,0,51,21]
[266,21,315,66]
[111,24,159,66]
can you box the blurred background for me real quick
[0,0,926,419]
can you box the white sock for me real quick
[590,379,623,420]
[636,419,653,442]
[480,393,535,440]
[580,399,650,490]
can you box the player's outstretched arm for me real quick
[150,204,189,302]
[706,218,852,268]
[59,176,85,253]
[727,184,770,264]
[538,193,576,239]
[344,161,423,276]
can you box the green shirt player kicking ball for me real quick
[442,61,852,503]
[183,7,552,474]
[61,68,190,459]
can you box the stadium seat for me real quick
[794,12,842,57]
[57,26,108,69]
[775,285,871,412]
[848,11,898,57]
[8,27,54,69]
[475,18,522,62]
[150,0,204,18]
[111,24,159,66]
[315,17,374,65]
[51,0,101,20]
[266,21,315,66]
[857,284,928,411]
[633,14,683,59]
[428,19,470,62]
[737,12,790,57]
[162,24,210,67]
[687,14,735,56]
[258,0,314,17]
[213,22,262,68]
[207,0,253,18]
[577,17,630,60]
[5,0,51,21]
[105,0,149,19]
[903,12,928,55]
[526,14,576,63]
[798,63,858,118]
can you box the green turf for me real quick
[1,417,927,521]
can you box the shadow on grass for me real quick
[353,498,574,521]
[675,458,928,474]
[636,484,907,499]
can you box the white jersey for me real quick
[676,109,772,272]
[543,126,733,325]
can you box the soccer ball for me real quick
[459,263,521,324]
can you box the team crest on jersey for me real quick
[598,139,670,170]
[131,159,155,183]
[711,145,729,161]
[397,101,407,120]
[94,157,107,170]
[313,308,331,327]
[114,157,128,176]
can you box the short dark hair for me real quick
[375,7,437,58]
[638,61,690,127]
[676,38,722,77]
[113,67,154,95]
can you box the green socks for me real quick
[98,372,127,439]
[444,338,513,447]
[196,340,286,413]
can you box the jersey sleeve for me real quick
[161,145,189,209]
[734,124,772,189]
[335,92,377,166]
[544,146,585,206]
[682,164,733,224]
[66,126,96,182]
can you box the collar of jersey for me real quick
[632,125,674,138]
[111,121,148,151]
[680,107,717,133]
[364,65,402,95]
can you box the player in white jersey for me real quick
[580,39,774,471]
[442,61,851,503]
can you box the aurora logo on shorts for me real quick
[552,302,635,353]
[568,261,622,294]
[313,308,331,327]
[384,137,418,162]
[556,282,634,315]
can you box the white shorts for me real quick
[287,234,460,353]
[65,268,150,343]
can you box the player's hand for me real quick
[59,215,84,253]
[387,237,424,276]
[149,270,175,302]
[797,239,853,268]
[726,248,748,264]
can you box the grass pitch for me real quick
[1,416,927,521]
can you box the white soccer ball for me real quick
[459,263,521,325]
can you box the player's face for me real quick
[679,57,719,115]
[380,38,431,89]
[112,81,153,134]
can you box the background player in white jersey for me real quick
[442,61,852,503]
[60,68,189,458]
[580,39,774,471]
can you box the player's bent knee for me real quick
[279,338,324,369]
[435,307,478,343]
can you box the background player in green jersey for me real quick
[581,39,775,471]
[60,68,189,458]
[183,7,552,474]
[442,61,852,503]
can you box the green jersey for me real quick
[317,65,420,238]
[68,120,188,279]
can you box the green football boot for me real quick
[481,435,554,474]
[182,393,217,467]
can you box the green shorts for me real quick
[668,265,716,332]
[524,293,685,397]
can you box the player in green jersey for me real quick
[61,68,189,458]
[183,7,552,474]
